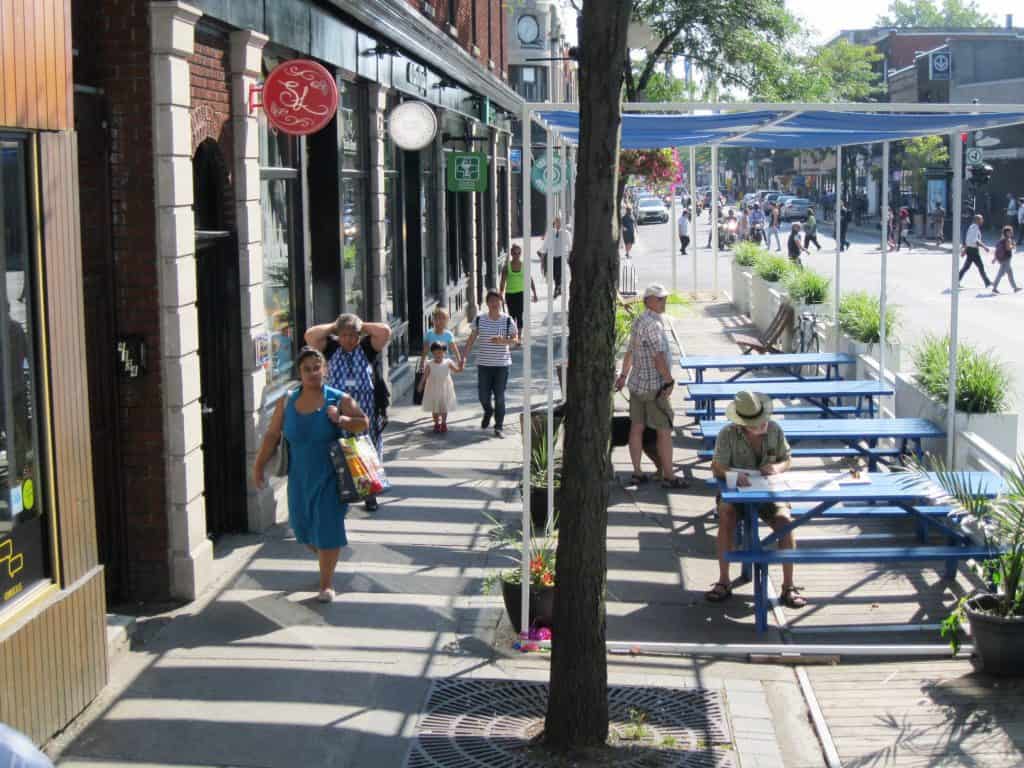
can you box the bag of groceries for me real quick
[328,435,391,503]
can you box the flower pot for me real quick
[529,486,559,531]
[730,261,753,316]
[501,579,555,633]
[965,594,1024,676]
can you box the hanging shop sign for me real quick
[446,152,488,192]
[388,101,439,150]
[929,51,951,81]
[262,60,339,136]
[531,154,571,194]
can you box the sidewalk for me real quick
[48,287,813,768]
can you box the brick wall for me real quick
[405,0,507,75]
[72,0,169,599]
[190,29,235,230]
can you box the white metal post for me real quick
[545,126,555,532]
[561,138,568,374]
[689,146,697,297]
[948,133,964,467]
[833,145,842,352]
[670,182,678,293]
[879,142,889,386]
[520,103,533,636]
[711,145,719,296]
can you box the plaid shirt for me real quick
[627,309,670,394]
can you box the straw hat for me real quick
[726,391,773,428]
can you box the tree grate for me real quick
[405,679,737,768]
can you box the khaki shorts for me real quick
[629,389,674,432]
[717,494,792,523]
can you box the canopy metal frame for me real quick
[515,100,1024,636]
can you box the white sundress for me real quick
[422,359,458,414]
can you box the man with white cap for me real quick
[615,283,688,489]
[706,390,806,608]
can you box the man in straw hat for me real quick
[615,283,688,489]
[706,390,806,608]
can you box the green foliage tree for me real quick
[898,135,950,203]
[750,40,883,102]
[875,0,996,27]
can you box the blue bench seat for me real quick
[695,446,904,460]
[685,405,860,418]
[724,545,992,566]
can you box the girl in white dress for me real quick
[418,342,462,433]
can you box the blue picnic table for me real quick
[679,352,855,384]
[697,417,945,469]
[720,471,1002,632]
[685,379,894,421]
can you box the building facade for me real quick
[0,0,107,746]
[70,0,519,622]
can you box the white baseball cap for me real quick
[643,283,669,299]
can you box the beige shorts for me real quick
[717,494,792,523]
[629,390,674,432]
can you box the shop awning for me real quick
[536,107,1024,150]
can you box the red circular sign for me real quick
[262,59,339,136]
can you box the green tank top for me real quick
[505,260,525,294]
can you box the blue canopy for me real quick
[537,109,1024,149]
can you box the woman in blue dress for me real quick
[253,347,368,602]
[305,313,391,511]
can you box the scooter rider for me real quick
[748,203,766,245]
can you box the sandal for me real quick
[705,582,733,602]
[780,586,807,609]
[661,476,690,490]
[629,472,650,484]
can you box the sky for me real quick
[788,1,1020,44]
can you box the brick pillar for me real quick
[229,29,274,531]
[150,0,213,601]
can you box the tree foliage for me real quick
[875,0,996,27]
[751,40,883,102]
[897,135,950,200]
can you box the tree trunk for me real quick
[543,0,631,752]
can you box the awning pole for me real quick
[520,103,533,637]
[689,146,698,298]
[948,132,964,467]
[670,180,678,293]
[879,142,889,387]
[560,137,568,379]
[834,145,842,353]
[711,145,719,297]
[545,125,555,532]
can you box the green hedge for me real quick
[754,254,795,282]
[785,268,831,304]
[837,291,898,344]
[733,241,764,267]
[913,334,1012,414]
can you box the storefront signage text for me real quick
[446,152,489,192]
[262,60,339,136]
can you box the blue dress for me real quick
[283,386,348,549]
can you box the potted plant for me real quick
[526,421,561,530]
[483,513,557,633]
[836,291,901,374]
[751,254,795,334]
[730,241,762,316]
[928,464,1024,675]
[784,267,831,316]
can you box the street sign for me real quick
[929,51,951,81]
[262,60,338,136]
[446,152,488,192]
[966,147,984,166]
[531,154,571,194]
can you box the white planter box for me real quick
[839,334,902,378]
[751,275,786,334]
[731,261,753,316]
[894,372,1019,466]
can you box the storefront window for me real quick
[0,138,48,610]
[259,79,303,390]
[340,80,368,317]
[422,149,438,298]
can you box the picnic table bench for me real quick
[695,417,945,469]
[679,352,855,384]
[685,380,894,421]
[720,471,1002,632]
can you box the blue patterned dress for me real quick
[326,335,383,457]
[283,386,348,549]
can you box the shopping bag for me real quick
[413,370,424,405]
[328,435,391,502]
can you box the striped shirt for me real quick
[473,313,516,367]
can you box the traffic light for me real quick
[967,163,994,185]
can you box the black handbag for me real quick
[413,370,424,405]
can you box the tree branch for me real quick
[635,23,685,96]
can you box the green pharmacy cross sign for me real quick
[446,152,488,192]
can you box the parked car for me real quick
[782,197,810,221]
[763,192,781,205]
[635,196,670,224]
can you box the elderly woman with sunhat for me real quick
[706,390,806,609]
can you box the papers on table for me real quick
[731,470,844,493]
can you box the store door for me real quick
[404,150,426,348]
[75,90,128,601]
[193,141,246,534]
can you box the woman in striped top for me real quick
[463,290,518,438]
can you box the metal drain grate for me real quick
[405,679,737,768]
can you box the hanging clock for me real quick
[388,101,438,151]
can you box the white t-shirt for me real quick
[542,227,572,260]
[965,223,982,247]
[1017,207,1024,226]
[678,213,690,237]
